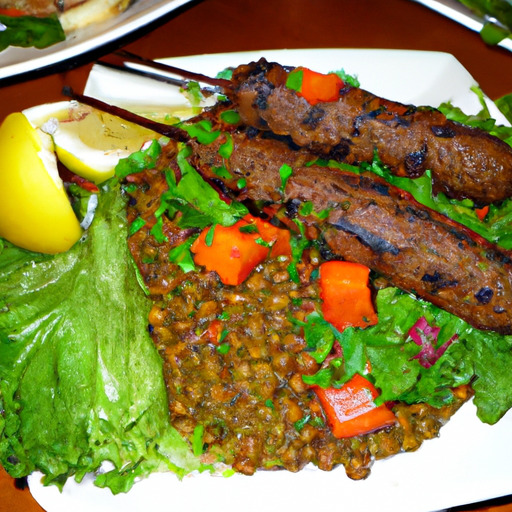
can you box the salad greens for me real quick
[0,179,200,494]
[457,0,512,44]
[302,287,512,424]
[0,13,65,52]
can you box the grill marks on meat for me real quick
[291,168,512,334]
[185,132,512,334]
[228,59,512,205]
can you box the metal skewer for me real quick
[97,50,233,90]
[62,86,191,142]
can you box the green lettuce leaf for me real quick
[496,92,512,124]
[457,0,512,44]
[0,14,65,52]
[0,180,199,493]
[334,287,512,424]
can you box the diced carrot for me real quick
[252,216,292,258]
[297,68,344,106]
[319,260,378,332]
[475,205,489,221]
[191,219,267,286]
[203,319,222,344]
[0,7,29,16]
[191,214,291,286]
[314,374,396,438]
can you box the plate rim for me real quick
[0,0,194,80]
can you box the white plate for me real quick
[29,49,512,512]
[411,0,512,52]
[0,0,194,80]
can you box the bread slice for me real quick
[59,0,133,33]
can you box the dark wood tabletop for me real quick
[1,0,511,510]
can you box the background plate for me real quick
[29,49,512,512]
[0,0,194,80]
[411,0,512,53]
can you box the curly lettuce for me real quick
[0,180,200,494]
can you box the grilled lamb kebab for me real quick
[176,129,512,335]
[222,58,512,205]
[100,52,512,204]
[65,89,512,333]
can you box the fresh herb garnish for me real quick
[129,216,147,236]
[332,68,360,87]
[180,120,221,145]
[285,69,304,92]
[216,342,230,354]
[287,220,310,283]
[166,144,248,227]
[294,415,311,432]
[212,165,232,179]
[0,13,65,51]
[279,164,293,195]
[192,424,205,456]
[115,139,162,179]
[168,238,197,273]
[218,133,234,159]
[220,110,241,124]
[150,215,168,243]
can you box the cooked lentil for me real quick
[124,160,470,480]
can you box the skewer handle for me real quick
[61,86,190,143]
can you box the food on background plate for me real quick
[0,0,133,51]
[1,57,512,492]
[457,0,512,45]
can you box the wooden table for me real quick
[0,0,511,510]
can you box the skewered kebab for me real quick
[230,59,512,205]
[184,128,512,334]
[67,87,512,334]
[108,53,512,205]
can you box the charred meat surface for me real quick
[228,58,512,204]
[188,129,512,334]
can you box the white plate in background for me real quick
[412,0,512,52]
[29,49,512,512]
[0,0,194,80]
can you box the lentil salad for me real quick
[121,139,472,479]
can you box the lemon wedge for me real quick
[0,112,82,254]
[23,101,158,184]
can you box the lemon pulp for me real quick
[24,101,158,184]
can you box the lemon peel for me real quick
[0,112,82,254]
